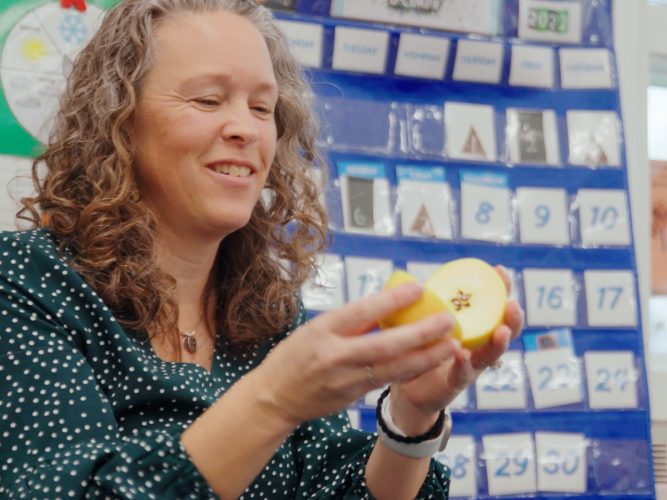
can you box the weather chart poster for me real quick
[0,0,118,157]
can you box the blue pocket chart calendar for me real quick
[281,0,654,498]
[0,0,654,498]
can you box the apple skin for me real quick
[379,271,463,341]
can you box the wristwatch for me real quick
[376,389,452,459]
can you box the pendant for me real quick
[182,331,197,354]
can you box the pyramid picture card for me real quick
[445,102,497,162]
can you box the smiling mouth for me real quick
[209,163,253,178]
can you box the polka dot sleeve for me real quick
[289,411,451,499]
[0,231,215,499]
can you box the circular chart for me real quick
[0,2,106,145]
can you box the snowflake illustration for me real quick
[58,12,88,45]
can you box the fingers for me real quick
[495,265,512,293]
[469,324,512,373]
[504,300,524,340]
[347,312,456,365]
[369,336,461,387]
[316,282,424,337]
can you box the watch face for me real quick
[0,0,115,157]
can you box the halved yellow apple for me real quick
[378,271,457,337]
[425,258,507,350]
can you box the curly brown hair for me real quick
[18,0,328,357]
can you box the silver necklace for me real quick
[180,312,206,354]
[181,329,198,354]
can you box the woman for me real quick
[0,0,523,498]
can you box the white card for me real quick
[397,166,452,240]
[584,270,637,327]
[445,102,497,162]
[576,189,631,246]
[301,254,345,311]
[476,351,527,410]
[363,386,386,406]
[525,347,583,408]
[460,171,512,243]
[345,257,393,302]
[506,109,560,165]
[435,436,477,498]
[585,351,638,409]
[536,432,588,493]
[330,0,501,36]
[483,433,537,496]
[394,33,450,80]
[560,48,613,89]
[332,26,389,74]
[453,39,504,84]
[338,162,394,236]
[406,261,442,284]
[346,408,361,430]
[275,20,324,68]
[523,269,577,326]
[509,44,555,88]
[449,387,470,411]
[505,267,520,302]
[516,188,570,245]
[518,0,583,44]
[567,111,621,167]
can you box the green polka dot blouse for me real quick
[0,229,450,499]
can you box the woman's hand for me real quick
[389,266,525,434]
[255,282,461,427]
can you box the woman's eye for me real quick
[252,106,274,115]
[193,98,220,107]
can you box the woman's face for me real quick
[133,9,278,241]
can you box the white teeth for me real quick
[212,164,251,177]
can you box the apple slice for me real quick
[425,258,507,350]
[378,271,458,335]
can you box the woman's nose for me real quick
[220,103,260,145]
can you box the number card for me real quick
[584,270,637,327]
[338,162,394,236]
[301,253,345,311]
[483,433,537,496]
[460,170,512,243]
[406,261,442,284]
[567,111,621,167]
[445,102,497,162]
[506,109,560,166]
[516,188,570,245]
[585,351,638,409]
[435,436,477,498]
[536,432,588,493]
[518,0,583,44]
[577,189,631,246]
[525,347,583,408]
[344,256,393,302]
[476,351,527,410]
[523,269,577,326]
[397,166,452,240]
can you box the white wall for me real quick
[0,154,34,231]
[616,0,667,422]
